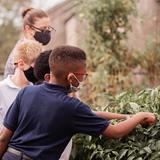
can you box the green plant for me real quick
[75,0,137,106]
[72,86,160,160]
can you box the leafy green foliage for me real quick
[72,86,160,160]
[75,0,137,107]
[73,1,160,159]
[76,0,136,68]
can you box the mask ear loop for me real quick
[67,73,80,92]
[72,73,81,84]
[68,73,81,85]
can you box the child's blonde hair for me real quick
[14,40,42,65]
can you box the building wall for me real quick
[47,0,160,52]
[128,0,160,51]
[46,0,77,49]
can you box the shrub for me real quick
[72,86,160,160]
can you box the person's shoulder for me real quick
[63,95,89,110]
[12,39,23,50]
[12,39,26,52]
[62,95,79,104]
[0,79,7,97]
[16,85,41,100]
[22,84,41,92]
[0,78,8,88]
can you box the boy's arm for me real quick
[102,112,156,138]
[94,111,130,120]
[0,126,13,159]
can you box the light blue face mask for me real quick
[69,73,84,93]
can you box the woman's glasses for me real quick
[30,24,56,32]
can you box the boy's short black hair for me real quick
[34,50,52,82]
[49,45,86,79]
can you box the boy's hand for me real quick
[140,112,156,127]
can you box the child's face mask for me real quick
[69,73,84,93]
[23,66,38,84]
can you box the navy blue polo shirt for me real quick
[3,82,109,160]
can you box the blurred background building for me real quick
[45,0,160,52]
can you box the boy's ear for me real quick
[67,73,74,82]
[44,73,50,82]
[17,59,25,69]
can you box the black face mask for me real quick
[23,66,38,84]
[34,30,51,45]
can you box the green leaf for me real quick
[112,151,119,156]
[143,146,152,154]
[119,149,128,159]
[135,158,143,160]
[150,151,160,160]
[127,150,135,156]
[127,155,136,160]
[155,140,160,151]
[104,149,114,153]
[129,102,140,111]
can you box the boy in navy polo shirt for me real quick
[33,50,73,160]
[0,46,156,160]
